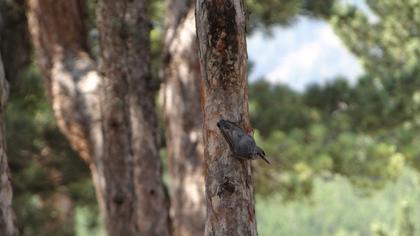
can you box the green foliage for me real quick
[250,79,407,198]
[75,206,104,236]
[246,0,336,32]
[249,80,314,136]
[395,201,415,236]
[371,223,389,236]
[331,0,420,173]
[256,169,420,236]
[6,65,98,236]
[331,0,420,80]
[330,0,420,129]
[150,0,165,80]
[246,0,302,30]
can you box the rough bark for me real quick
[195,0,258,235]
[0,50,18,236]
[96,0,170,235]
[163,0,206,235]
[27,0,170,235]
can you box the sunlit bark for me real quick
[163,0,205,235]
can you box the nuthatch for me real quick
[217,119,270,164]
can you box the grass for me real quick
[256,168,420,236]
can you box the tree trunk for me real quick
[0,50,18,236]
[163,1,206,235]
[96,0,170,235]
[27,0,106,216]
[0,4,29,235]
[195,0,258,235]
[0,0,31,84]
[27,0,170,235]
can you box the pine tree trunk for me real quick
[0,50,18,236]
[27,0,170,235]
[163,1,206,235]
[96,0,170,235]
[27,0,106,217]
[195,0,258,235]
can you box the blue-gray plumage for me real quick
[217,119,270,164]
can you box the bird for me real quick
[217,119,270,164]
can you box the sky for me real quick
[246,0,374,92]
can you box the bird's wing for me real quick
[220,128,235,151]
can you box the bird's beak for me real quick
[258,153,270,164]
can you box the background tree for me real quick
[0,2,25,235]
[331,0,420,172]
[27,0,170,235]
[332,0,420,80]
[162,0,205,235]
[96,0,170,235]
[0,49,18,236]
[26,0,108,230]
[196,0,258,235]
[1,1,92,235]
[331,0,420,128]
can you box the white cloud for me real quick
[247,17,364,92]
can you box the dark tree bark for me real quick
[163,0,206,235]
[1,2,76,235]
[96,0,170,235]
[27,0,170,235]
[195,0,258,235]
[0,50,18,236]
[0,0,31,84]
